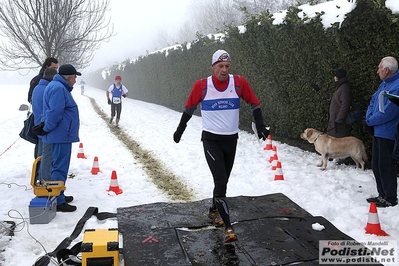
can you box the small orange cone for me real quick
[263,135,273,150]
[107,170,123,195]
[271,154,279,170]
[77,143,87,159]
[91,156,100,175]
[268,146,277,163]
[274,161,284,180]
[365,202,389,236]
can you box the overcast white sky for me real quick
[2,0,399,84]
[86,0,192,72]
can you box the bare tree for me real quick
[189,0,245,36]
[0,0,114,70]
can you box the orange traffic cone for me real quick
[91,156,100,175]
[365,202,389,236]
[271,154,279,170]
[263,134,273,150]
[268,146,277,163]
[274,161,284,180]
[107,170,123,195]
[77,143,86,159]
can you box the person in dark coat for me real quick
[326,69,352,138]
[27,57,58,103]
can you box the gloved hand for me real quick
[108,98,111,105]
[32,122,48,136]
[256,125,269,141]
[363,121,374,136]
[173,125,186,143]
[122,94,127,98]
[173,112,192,143]
[253,108,269,140]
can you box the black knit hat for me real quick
[334,69,347,79]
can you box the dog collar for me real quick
[314,133,324,143]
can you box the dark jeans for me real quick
[372,137,398,203]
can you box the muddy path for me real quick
[88,96,194,202]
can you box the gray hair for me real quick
[43,68,57,81]
[381,56,398,73]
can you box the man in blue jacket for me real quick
[34,64,81,212]
[366,56,399,208]
[31,67,58,181]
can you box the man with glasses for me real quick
[33,64,81,212]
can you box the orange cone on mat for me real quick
[263,135,273,150]
[107,170,123,195]
[274,161,284,180]
[91,156,100,175]
[269,146,277,163]
[77,143,87,159]
[365,202,389,236]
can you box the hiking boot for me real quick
[57,202,77,212]
[224,226,238,243]
[109,118,113,124]
[208,210,224,227]
[376,198,398,208]
[65,195,74,203]
[115,125,119,129]
[366,196,383,203]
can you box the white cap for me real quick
[212,49,231,66]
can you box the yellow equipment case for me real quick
[30,156,66,197]
[81,228,120,266]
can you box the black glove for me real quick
[173,112,192,143]
[363,121,374,136]
[257,126,269,141]
[32,122,47,136]
[334,122,342,133]
[122,94,127,98]
[108,99,111,105]
[253,108,269,140]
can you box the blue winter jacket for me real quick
[366,71,399,140]
[31,79,50,126]
[42,74,80,143]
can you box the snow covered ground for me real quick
[0,84,397,265]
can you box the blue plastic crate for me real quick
[29,196,57,224]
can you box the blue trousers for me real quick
[51,143,72,205]
[372,137,398,203]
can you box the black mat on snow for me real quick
[0,221,16,262]
[117,193,382,266]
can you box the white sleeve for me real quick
[122,85,128,93]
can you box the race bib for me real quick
[113,97,121,104]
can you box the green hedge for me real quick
[86,0,399,156]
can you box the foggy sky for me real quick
[86,0,192,73]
